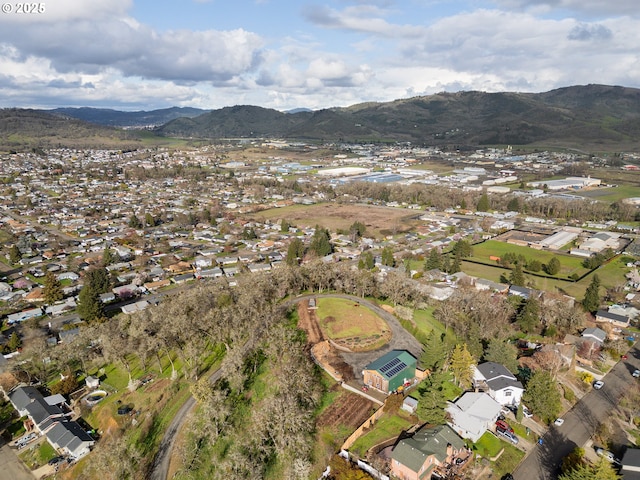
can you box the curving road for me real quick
[147,293,421,480]
[513,342,640,479]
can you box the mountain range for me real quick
[2,84,640,151]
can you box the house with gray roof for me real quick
[581,327,607,345]
[473,362,524,407]
[596,309,631,328]
[390,424,466,480]
[446,392,502,442]
[46,421,95,459]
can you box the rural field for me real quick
[469,240,588,279]
[248,203,421,238]
[316,298,391,352]
[461,254,629,299]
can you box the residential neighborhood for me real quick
[0,141,639,480]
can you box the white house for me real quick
[446,392,502,442]
[473,362,524,407]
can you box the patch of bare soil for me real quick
[297,300,324,344]
[317,390,374,430]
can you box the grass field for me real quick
[461,253,629,299]
[246,202,421,238]
[469,240,588,278]
[316,297,390,351]
[573,184,640,202]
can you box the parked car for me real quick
[554,418,565,427]
[593,380,605,389]
[496,419,514,433]
[15,432,37,448]
[522,406,533,418]
[497,429,519,445]
[633,369,640,378]
[596,448,620,464]
[48,456,64,466]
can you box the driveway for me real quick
[513,342,640,479]
[0,441,34,480]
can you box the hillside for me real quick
[156,84,640,149]
[0,109,139,151]
[46,106,208,127]
[4,85,640,151]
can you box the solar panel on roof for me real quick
[380,357,401,374]
[386,363,407,377]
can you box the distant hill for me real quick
[4,85,640,151]
[156,84,640,149]
[0,108,138,151]
[46,106,209,127]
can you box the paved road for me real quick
[0,441,35,480]
[513,343,640,479]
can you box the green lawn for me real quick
[469,240,587,278]
[474,431,503,457]
[349,411,413,457]
[573,184,640,203]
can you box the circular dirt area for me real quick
[316,298,391,352]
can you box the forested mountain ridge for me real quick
[46,106,209,127]
[4,84,640,150]
[155,84,640,148]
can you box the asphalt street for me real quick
[513,342,640,479]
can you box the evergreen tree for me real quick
[476,193,490,212]
[286,238,305,266]
[363,251,376,270]
[102,246,116,266]
[441,255,451,274]
[452,240,473,258]
[507,197,520,212]
[449,344,475,389]
[424,248,441,271]
[415,372,448,425]
[522,370,561,423]
[128,214,142,228]
[527,259,542,272]
[77,283,104,322]
[450,253,461,274]
[85,267,112,294]
[582,274,601,313]
[309,226,332,257]
[484,338,519,373]
[9,244,21,264]
[381,246,395,267]
[280,219,290,233]
[7,331,22,352]
[349,221,366,241]
[510,262,525,286]
[517,297,540,333]
[242,226,257,240]
[43,271,64,304]
[420,330,448,371]
[145,212,156,227]
[546,256,561,275]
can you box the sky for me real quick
[0,0,639,111]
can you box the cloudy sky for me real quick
[1,0,638,111]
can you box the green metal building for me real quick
[363,350,417,393]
